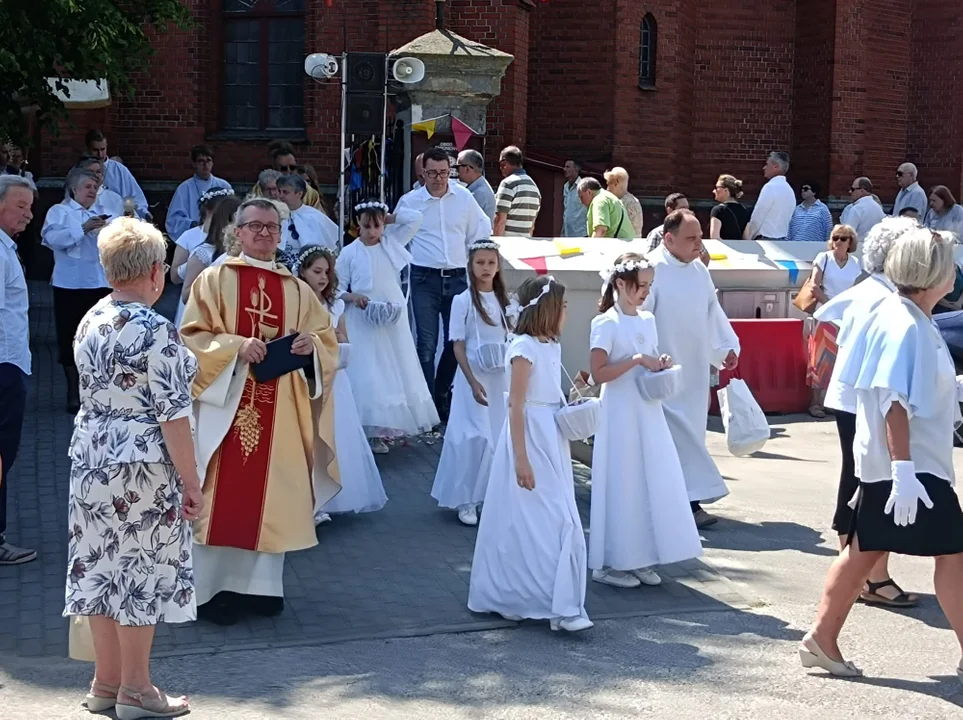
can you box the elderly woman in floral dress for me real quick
[64,218,203,720]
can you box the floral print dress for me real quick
[64,298,199,626]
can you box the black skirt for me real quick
[848,474,963,557]
[832,411,858,534]
[53,287,111,367]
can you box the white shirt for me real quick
[813,251,861,302]
[562,178,588,238]
[395,183,492,269]
[746,175,796,240]
[41,199,110,289]
[892,182,928,218]
[0,228,30,375]
[840,195,885,241]
[281,204,339,253]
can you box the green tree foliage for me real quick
[0,0,192,145]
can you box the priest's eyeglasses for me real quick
[238,221,282,236]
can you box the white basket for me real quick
[635,364,683,402]
[555,396,601,441]
[363,300,403,327]
[473,342,507,373]
[337,342,351,370]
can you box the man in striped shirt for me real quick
[493,146,541,236]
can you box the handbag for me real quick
[471,301,508,374]
[792,255,829,315]
[554,364,601,441]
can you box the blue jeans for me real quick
[0,363,27,538]
[410,265,468,408]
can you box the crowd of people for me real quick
[1,131,962,716]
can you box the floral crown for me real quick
[198,187,235,209]
[354,200,389,214]
[599,258,651,287]
[292,244,334,277]
[506,275,556,321]
[468,240,501,253]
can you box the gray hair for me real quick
[0,174,37,201]
[65,168,99,197]
[884,226,956,293]
[898,162,918,178]
[854,176,873,193]
[457,149,485,172]
[578,177,602,193]
[768,151,790,173]
[276,173,307,195]
[257,168,281,191]
[98,218,167,286]
[604,166,629,187]
[238,197,282,225]
[76,156,103,172]
[861,216,919,274]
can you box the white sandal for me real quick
[799,634,862,677]
[83,681,119,711]
[115,686,190,719]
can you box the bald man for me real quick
[892,162,927,217]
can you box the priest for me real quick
[165,144,233,241]
[180,197,341,625]
[644,209,740,528]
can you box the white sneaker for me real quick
[314,512,332,526]
[550,616,594,633]
[592,568,641,588]
[457,506,479,526]
[630,568,662,586]
[369,438,389,454]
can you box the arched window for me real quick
[221,0,306,132]
[639,14,657,89]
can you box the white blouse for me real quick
[814,251,861,302]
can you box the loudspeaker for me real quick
[346,52,386,94]
[345,94,383,136]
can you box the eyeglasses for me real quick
[277,164,297,173]
[238,221,281,235]
[288,220,299,242]
[423,169,449,179]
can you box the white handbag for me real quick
[470,301,508,374]
[635,364,684,402]
[554,364,601,441]
[363,300,403,327]
[717,378,770,456]
[337,342,351,370]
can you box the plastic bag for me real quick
[717,378,769,456]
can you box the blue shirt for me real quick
[165,174,232,240]
[41,200,110,290]
[787,200,833,243]
[0,229,31,374]
[466,176,496,223]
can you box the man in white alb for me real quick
[743,151,796,241]
[645,209,740,528]
[891,162,928,217]
[165,144,233,241]
[278,173,339,255]
[84,129,149,219]
[840,177,885,241]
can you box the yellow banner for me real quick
[411,119,436,139]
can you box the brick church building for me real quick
[33,0,962,222]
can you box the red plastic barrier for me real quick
[709,318,809,415]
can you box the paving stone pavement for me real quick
[0,283,752,660]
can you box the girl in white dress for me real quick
[468,276,593,633]
[589,253,703,589]
[336,200,438,452]
[431,241,511,526]
[296,246,388,523]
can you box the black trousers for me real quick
[0,363,27,538]
[53,287,111,367]
[832,410,858,534]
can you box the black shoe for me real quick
[65,366,80,414]
[197,592,239,626]
[242,595,284,617]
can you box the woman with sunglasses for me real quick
[787,181,833,243]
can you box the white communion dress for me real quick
[589,306,703,571]
[431,290,509,511]
[335,211,439,437]
[313,298,387,516]
[468,335,588,622]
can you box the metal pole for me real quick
[338,53,348,252]
[379,54,389,204]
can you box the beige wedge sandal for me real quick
[115,686,189,720]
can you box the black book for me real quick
[251,333,313,383]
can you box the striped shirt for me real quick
[786,200,833,243]
[495,169,541,236]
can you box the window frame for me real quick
[217,0,307,135]
[638,13,657,90]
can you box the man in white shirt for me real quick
[840,177,886,241]
[744,151,797,240]
[165,144,233,240]
[892,162,928,217]
[277,174,339,256]
[0,175,37,565]
[84,129,149,219]
[561,159,588,237]
[395,147,492,419]
[455,149,496,223]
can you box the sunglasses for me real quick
[801,185,811,192]
[849,187,860,192]
[831,235,851,242]
[896,171,905,177]
[277,164,297,173]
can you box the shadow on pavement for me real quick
[700,518,838,557]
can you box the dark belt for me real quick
[411,264,466,277]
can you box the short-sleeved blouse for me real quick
[449,290,508,354]
[188,242,216,267]
[506,334,563,405]
[710,201,750,240]
[814,251,861,302]
[70,298,198,469]
[590,306,658,361]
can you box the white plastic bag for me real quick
[68,616,96,662]
[717,378,769,456]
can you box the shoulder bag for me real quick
[792,254,830,315]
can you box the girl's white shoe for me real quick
[592,569,640,588]
[799,634,862,677]
[457,506,478,526]
[630,568,662,586]
[550,616,594,633]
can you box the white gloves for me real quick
[885,461,933,527]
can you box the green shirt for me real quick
[587,189,634,239]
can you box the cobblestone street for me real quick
[0,283,751,660]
